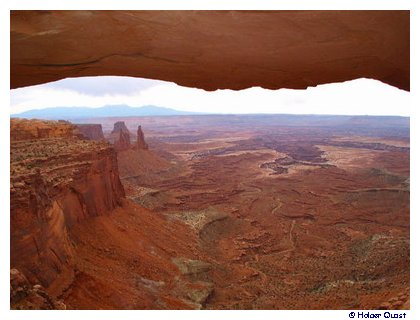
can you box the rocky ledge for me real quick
[10,119,125,302]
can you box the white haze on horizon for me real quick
[10,76,410,117]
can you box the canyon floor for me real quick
[11,115,410,309]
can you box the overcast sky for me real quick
[10,76,410,116]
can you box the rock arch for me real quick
[11,10,409,91]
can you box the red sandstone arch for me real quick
[10,10,409,91]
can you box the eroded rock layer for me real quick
[10,119,125,297]
[11,119,79,141]
[103,114,410,310]
[136,126,148,150]
[10,10,409,91]
[10,268,66,310]
[114,130,131,151]
[10,119,213,310]
[76,124,105,141]
[108,121,132,151]
[111,121,130,136]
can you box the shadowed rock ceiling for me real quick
[10,10,409,91]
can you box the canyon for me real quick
[9,9,411,312]
[10,115,409,310]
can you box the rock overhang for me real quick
[10,10,409,92]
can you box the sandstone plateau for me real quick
[11,115,409,309]
[10,11,409,91]
[76,124,105,141]
[11,118,80,141]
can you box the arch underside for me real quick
[11,10,409,92]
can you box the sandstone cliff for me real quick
[11,118,80,140]
[76,124,105,141]
[10,119,209,310]
[108,121,132,151]
[111,121,130,137]
[136,125,148,150]
[10,268,66,309]
[114,130,131,151]
[10,119,125,298]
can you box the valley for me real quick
[10,114,410,310]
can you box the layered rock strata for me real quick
[11,119,80,141]
[109,121,132,151]
[136,125,148,150]
[76,124,105,141]
[10,119,125,299]
[10,268,66,310]
[114,130,131,151]
[111,121,130,136]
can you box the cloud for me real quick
[10,77,410,116]
[43,76,166,96]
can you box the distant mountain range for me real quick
[11,105,202,120]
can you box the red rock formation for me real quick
[10,269,66,310]
[108,114,410,310]
[10,119,210,310]
[10,119,125,298]
[76,124,105,141]
[108,121,132,151]
[10,11,409,91]
[136,125,148,150]
[11,118,80,140]
[111,121,130,136]
[114,130,131,151]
